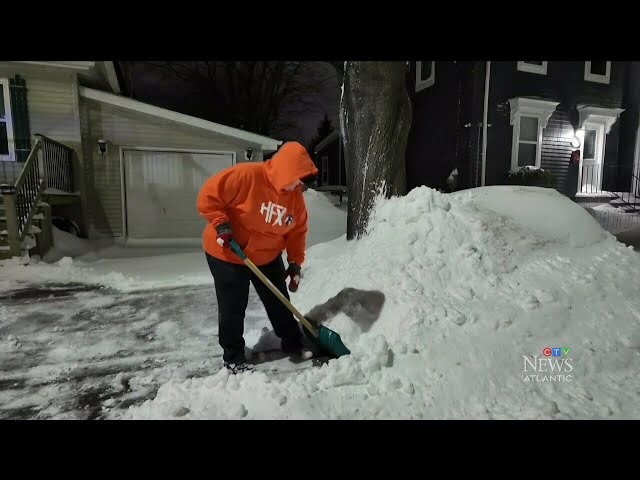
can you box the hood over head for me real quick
[263,142,319,191]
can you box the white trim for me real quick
[416,61,435,92]
[119,145,239,156]
[119,146,237,240]
[481,61,490,186]
[79,87,282,151]
[584,61,611,84]
[119,147,127,238]
[103,62,121,94]
[510,115,543,170]
[633,122,640,196]
[0,78,16,162]
[16,61,95,71]
[315,130,339,153]
[508,97,560,172]
[517,61,548,75]
[577,105,624,134]
[508,97,559,128]
[577,123,606,193]
[575,105,624,193]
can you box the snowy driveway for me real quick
[0,282,267,420]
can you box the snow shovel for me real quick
[229,239,350,359]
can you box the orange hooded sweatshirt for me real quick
[197,141,319,267]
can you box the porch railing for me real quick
[0,134,75,257]
[40,134,74,193]
[579,163,640,212]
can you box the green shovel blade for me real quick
[318,326,351,358]
[303,321,350,358]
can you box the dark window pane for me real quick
[0,122,9,155]
[524,61,543,66]
[584,129,597,159]
[420,61,432,81]
[518,143,537,166]
[590,61,607,75]
[519,116,538,142]
[0,84,5,118]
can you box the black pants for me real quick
[206,253,302,364]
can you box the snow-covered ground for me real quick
[3,186,640,420]
[0,189,347,419]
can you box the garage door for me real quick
[123,149,234,239]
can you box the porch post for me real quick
[1,185,22,257]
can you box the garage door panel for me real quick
[124,150,233,239]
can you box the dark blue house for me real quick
[313,130,347,188]
[405,61,640,204]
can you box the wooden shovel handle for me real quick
[230,239,319,337]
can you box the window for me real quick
[416,61,435,92]
[0,78,15,162]
[583,129,597,160]
[516,116,539,167]
[517,61,548,75]
[321,155,329,184]
[508,97,560,171]
[584,61,611,84]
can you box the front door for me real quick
[579,122,605,193]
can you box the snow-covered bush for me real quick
[507,166,557,188]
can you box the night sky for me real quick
[118,62,340,148]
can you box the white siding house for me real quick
[0,61,281,256]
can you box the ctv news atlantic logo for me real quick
[523,348,573,383]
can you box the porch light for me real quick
[97,139,107,156]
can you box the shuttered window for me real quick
[9,75,31,162]
[0,79,14,161]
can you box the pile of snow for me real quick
[115,185,640,420]
[43,225,100,263]
[0,189,347,293]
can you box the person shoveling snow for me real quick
[197,141,321,374]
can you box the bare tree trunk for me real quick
[340,61,412,240]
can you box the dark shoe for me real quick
[281,338,313,359]
[224,361,254,374]
[281,337,302,353]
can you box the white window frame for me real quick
[508,97,560,172]
[517,61,548,75]
[0,78,16,162]
[321,155,329,184]
[416,61,435,92]
[584,61,611,84]
[633,122,640,196]
[513,115,542,169]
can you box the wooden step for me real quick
[610,198,640,207]
[619,206,640,214]
[42,190,81,206]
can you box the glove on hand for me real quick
[285,263,301,292]
[215,223,233,249]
